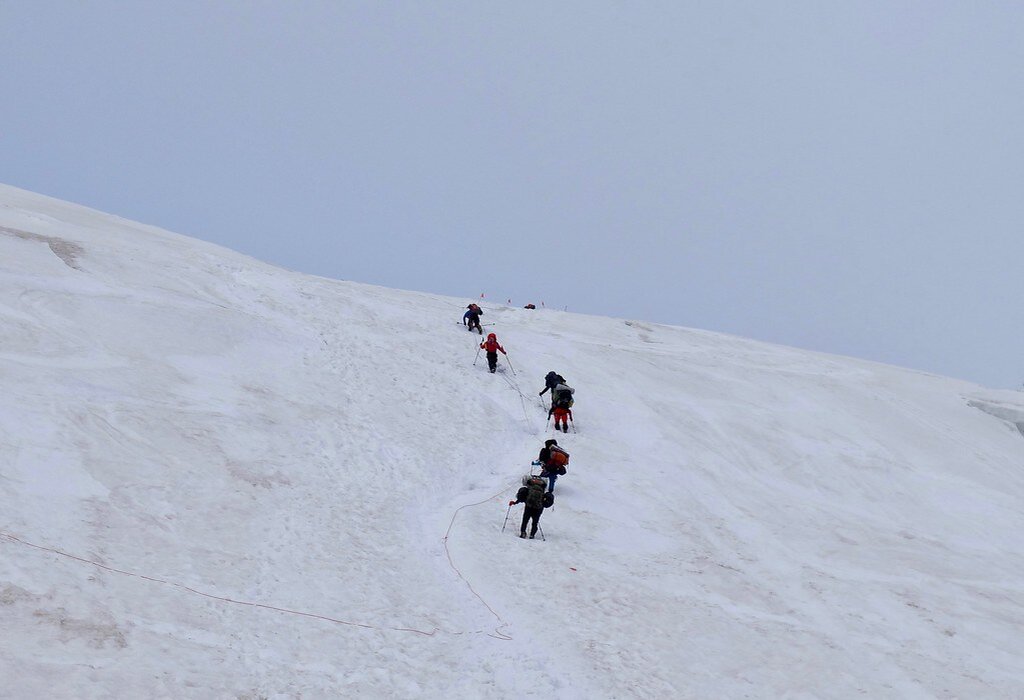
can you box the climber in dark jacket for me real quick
[509,476,547,539]
[538,371,565,406]
[463,304,483,334]
[534,438,567,493]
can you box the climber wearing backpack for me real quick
[533,438,569,493]
[538,371,566,407]
[509,474,552,539]
[463,304,483,335]
[480,332,506,373]
[547,382,575,429]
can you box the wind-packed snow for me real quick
[1,183,1023,699]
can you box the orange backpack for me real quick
[548,446,569,472]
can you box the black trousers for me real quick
[486,351,498,371]
[520,506,542,536]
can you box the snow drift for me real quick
[1,184,1022,699]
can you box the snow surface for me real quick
[1,183,1023,699]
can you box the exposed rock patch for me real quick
[0,225,84,270]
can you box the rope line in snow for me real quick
[497,367,534,428]
[0,530,502,639]
[440,482,519,641]
[2,319,531,642]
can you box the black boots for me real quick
[519,532,526,539]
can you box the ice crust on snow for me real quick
[1,183,1023,699]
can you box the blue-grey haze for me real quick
[2,2,1022,388]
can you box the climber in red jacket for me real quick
[480,333,507,373]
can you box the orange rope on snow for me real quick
[0,530,502,639]
[441,482,519,641]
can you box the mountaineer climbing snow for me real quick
[463,303,483,334]
[539,371,566,407]
[480,332,507,373]
[533,439,569,493]
[547,381,575,431]
[509,474,554,539]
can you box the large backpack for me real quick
[548,445,570,474]
[517,480,554,509]
[523,476,547,509]
[553,385,574,408]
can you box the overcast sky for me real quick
[2,2,1022,388]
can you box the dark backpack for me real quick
[553,388,574,409]
[523,476,547,509]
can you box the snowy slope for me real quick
[1,183,1023,699]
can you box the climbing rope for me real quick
[440,481,521,641]
[0,530,504,639]
[497,368,535,428]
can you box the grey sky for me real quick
[2,2,1022,388]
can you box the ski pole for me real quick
[501,504,512,532]
[570,413,577,433]
[473,345,481,366]
[538,526,546,542]
[504,354,517,376]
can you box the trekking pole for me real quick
[538,526,546,542]
[501,504,512,532]
[504,354,517,376]
[473,345,481,366]
[570,413,577,433]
